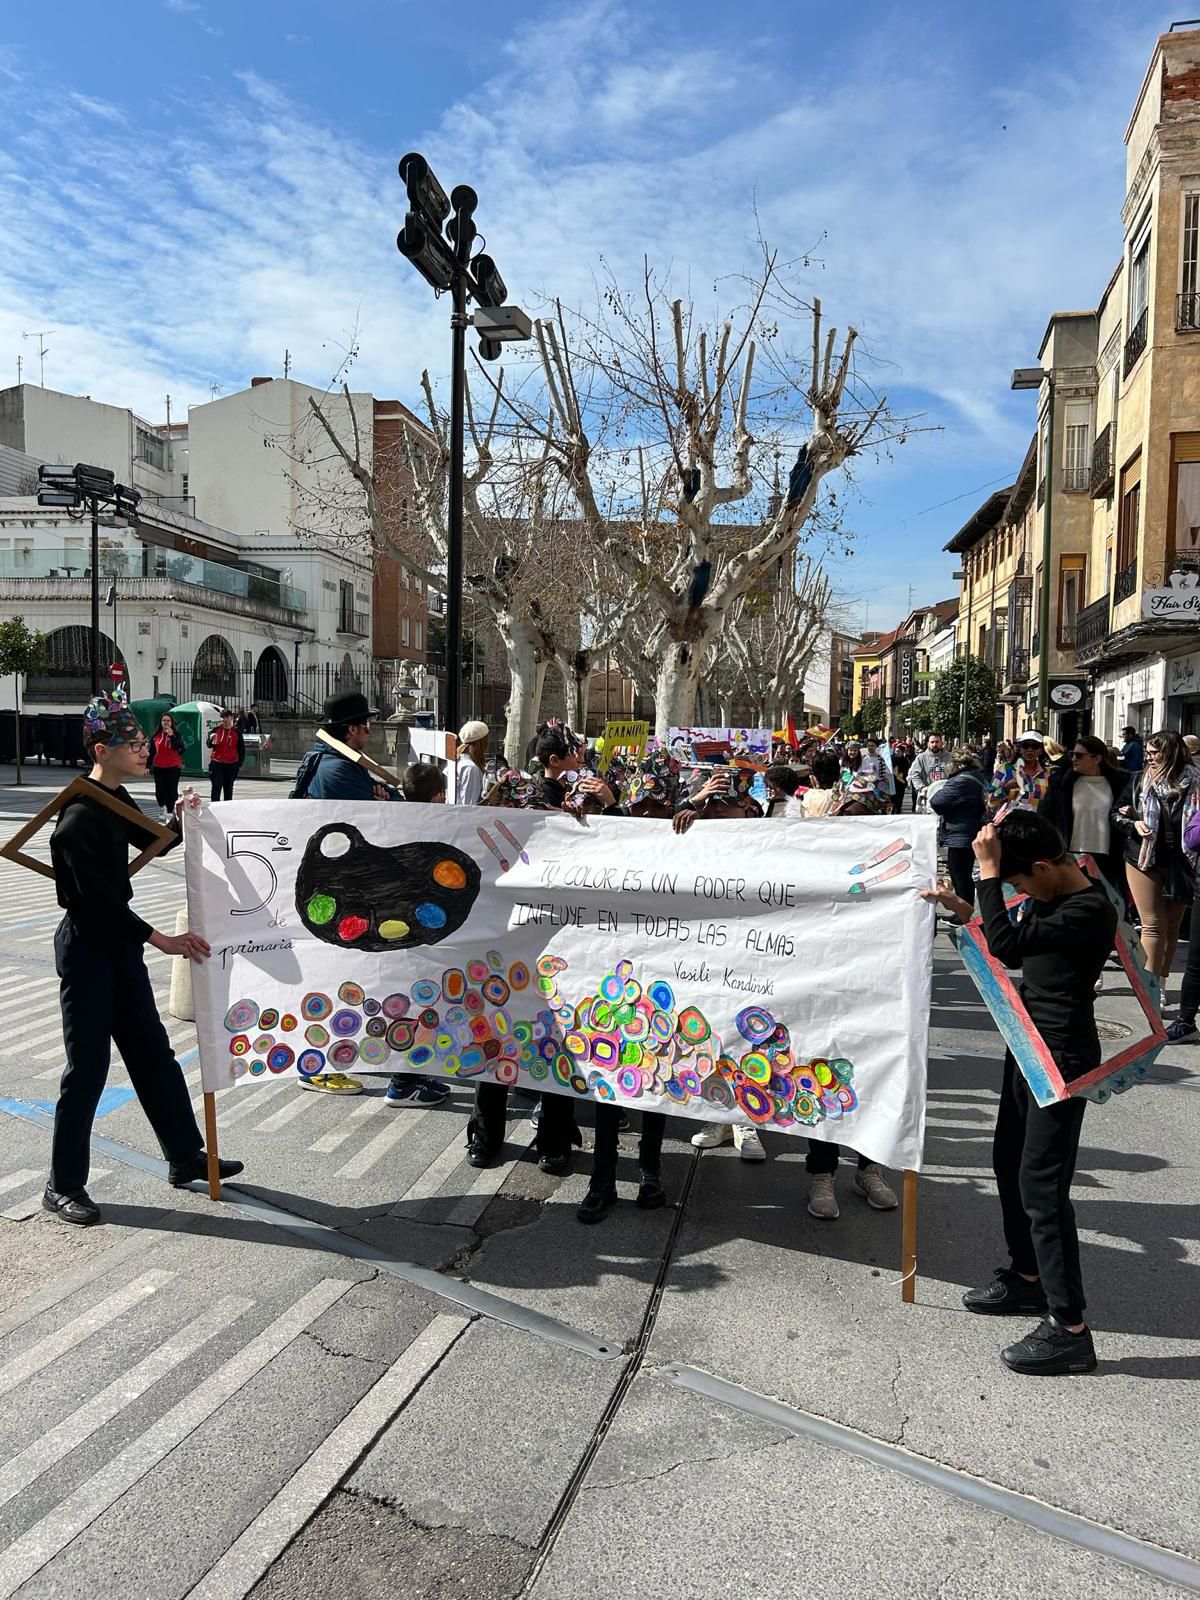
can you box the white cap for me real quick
[458,720,489,745]
[1016,729,1044,745]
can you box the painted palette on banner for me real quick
[186,804,937,1170]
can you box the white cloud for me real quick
[0,0,1154,629]
[285,33,312,45]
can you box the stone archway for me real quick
[25,626,126,703]
[192,634,238,706]
[253,645,289,707]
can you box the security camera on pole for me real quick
[395,151,531,733]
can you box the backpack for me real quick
[290,748,324,799]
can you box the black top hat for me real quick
[322,690,377,726]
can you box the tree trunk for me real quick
[556,650,592,737]
[653,634,713,736]
[497,615,547,766]
[717,693,734,726]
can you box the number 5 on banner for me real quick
[226,831,291,916]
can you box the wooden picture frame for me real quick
[0,776,177,881]
[316,728,402,789]
[950,854,1166,1106]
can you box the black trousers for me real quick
[469,1081,579,1158]
[992,1051,1087,1324]
[805,1140,868,1175]
[209,761,239,801]
[52,920,203,1194]
[946,846,976,911]
[153,767,181,811]
[592,1107,665,1185]
[1179,888,1200,1025]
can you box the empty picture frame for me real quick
[949,854,1167,1107]
[0,776,177,881]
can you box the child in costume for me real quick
[44,690,242,1225]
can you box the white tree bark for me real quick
[497,614,548,766]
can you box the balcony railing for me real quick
[1075,594,1112,658]
[1090,423,1114,498]
[1114,559,1138,603]
[1179,291,1200,331]
[0,544,306,618]
[1005,646,1030,685]
[1062,466,1090,493]
[1058,620,1076,649]
[1031,630,1039,659]
[337,607,369,637]
[1124,307,1148,375]
[1036,477,1046,508]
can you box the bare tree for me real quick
[710,555,833,727]
[481,246,905,734]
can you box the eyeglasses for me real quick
[126,739,149,752]
[1071,750,1088,760]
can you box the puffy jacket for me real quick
[928,770,987,847]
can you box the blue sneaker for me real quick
[1166,1017,1198,1043]
[386,1076,450,1107]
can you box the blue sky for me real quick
[0,0,1174,630]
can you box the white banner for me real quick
[185,804,937,1170]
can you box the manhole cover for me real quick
[1096,1018,1134,1040]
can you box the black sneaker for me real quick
[577,1183,618,1224]
[1166,1017,1199,1043]
[42,1185,101,1226]
[538,1151,572,1177]
[1002,1316,1097,1375]
[962,1267,1049,1316]
[636,1170,667,1209]
[167,1155,244,1188]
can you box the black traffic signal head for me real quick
[471,254,507,308]
[398,152,450,226]
[397,215,456,292]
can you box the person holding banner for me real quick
[43,690,242,1225]
[923,812,1114,1375]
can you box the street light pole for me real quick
[90,495,100,695]
[446,240,470,736]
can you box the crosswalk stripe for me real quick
[444,1126,537,1227]
[308,1096,380,1153]
[0,1170,41,1197]
[0,1223,181,1342]
[391,1127,472,1211]
[0,1293,253,1511]
[1,1169,110,1221]
[216,1082,292,1126]
[0,1277,351,1600]
[183,1313,469,1600]
[253,1093,327,1135]
[337,1106,430,1180]
[0,1270,174,1399]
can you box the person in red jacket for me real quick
[206,708,245,802]
[146,711,185,821]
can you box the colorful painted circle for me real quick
[464,989,485,1014]
[552,1054,573,1086]
[564,1030,589,1057]
[359,1035,390,1066]
[615,958,633,981]
[442,969,467,1002]
[487,949,505,971]
[224,1000,258,1033]
[568,1073,589,1095]
[363,997,381,1016]
[338,982,367,1006]
[248,1058,267,1076]
[306,894,336,926]
[302,992,333,1021]
[387,1019,417,1051]
[330,1009,362,1037]
[381,992,411,1020]
[412,979,439,1005]
[482,975,510,1006]
[623,1012,649,1041]
[512,1019,533,1044]
[677,1007,710,1044]
[259,1008,279,1029]
[338,915,369,943]
[648,980,675,1010]
[229,1034,250,1056]
[299,1019,326,1044]
[280,1015,297,1032]
[418,1007,440,1030]
[590,1034,619,1067]
[616,1065,643,1097]
[493,1057,519,1086]
[832,1058,854,1085]
[701,1074,735,1109]
[650,1011,673,1042]
[663,1077,687,1102]
[415,902,447,930]
[527,1058,549,1081]
[329,1040,360,1067]
[297,1049,325,1077]
[792,1090,822,1125]
[740,1051,772,1085]
[736,1006,775,1044]
[818,1091,842,1120]
[253,1034,275,1055]
[813,1059,834,1087]
[365,1016,388,1038]
[836,1084,858,1112]
[734,1080,774,1123]
[228,1058,247,1081]
[409,1044,434,1069]
[508,961,531,990]
[677,1069,702,1098]
[267,1045,295,1074]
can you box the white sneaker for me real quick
[853,1163,898,1210]
[807,1173,839,1219]
[733,1126,766,1162]
[691,1122,733,1149]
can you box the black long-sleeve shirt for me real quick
[977,876,1116,1078]
[50,780,180,944]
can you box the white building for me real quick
[0,380,376,715]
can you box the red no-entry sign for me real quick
[109,663,125,683]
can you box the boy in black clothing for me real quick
[924,812,1116,1375]
[44,690,242,1226]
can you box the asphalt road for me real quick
[0,765,1198,1599]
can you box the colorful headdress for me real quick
[834,771,888,815]
[623,751,683,811]
[82,687,141,746]
[483,769,536,808]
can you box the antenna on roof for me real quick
[209,382,222,400]
[21,330,53,387]
[283,348,291,379]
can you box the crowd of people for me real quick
[35,686,1200,1377]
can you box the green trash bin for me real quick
[169,700,224,779]
[130,693,178,742]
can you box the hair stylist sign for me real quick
[186,805,937,1170]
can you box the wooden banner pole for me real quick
[203,1091,222,1201]
[901,1169,918,1304]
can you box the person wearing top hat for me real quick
[44,690,243,1225]
[290,691,397,803]
[456,720,489,806]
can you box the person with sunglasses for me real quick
[1111,729,1200,990]
[43,691,242,1225]
[987,730,1050,817]
[1041,735,1130,896]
